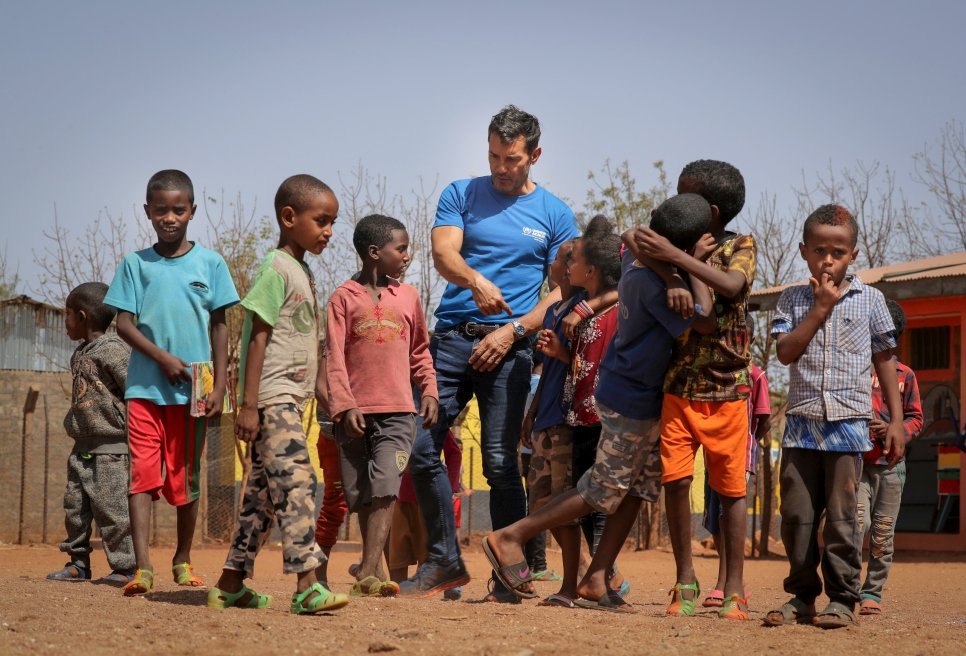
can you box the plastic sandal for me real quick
[575,591,638,614]
[532,569,564,582]
[537,593,576,608]
[47,563,91,582]
[350,576,400,597]
[482,536,537,599]
[290,582,349,614]
[666,579,700,616]
[122,569,154,597]
[173,563,205,587]
[719,594,750,620]
[813,601,858,629]
[208,584,273,609]
[763,597,816,626]
[617,580,631,599]
[703,589,725,607]
[859,599,881,615]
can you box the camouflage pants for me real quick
[225,404,324,577]
[527,424,575,521]
[576,401,662,515]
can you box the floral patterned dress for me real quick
[563,304,619,427]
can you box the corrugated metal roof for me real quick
[0,296,72,372]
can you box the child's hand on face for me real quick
[342,409,367,437]
[536,329,568,363]
[235,406,259,443]
[634,227,679,264]
[810,272,841,316]
[691,233,717,262]
[158,352,191,385]
[419,396,439,429]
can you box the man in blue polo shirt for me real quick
[400,105,578,600]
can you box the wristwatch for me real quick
[510,320,526,340]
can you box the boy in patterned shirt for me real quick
[210,174,348,614]
[765,204,904,629]
[629,160,756,620]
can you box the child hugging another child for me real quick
[765,204,904,629]
[47,283,135,584]
[530,215,621,606]
[485,195,716,612]
[327,214,439,597]
[211,174,348,614]
[106,170,240,596]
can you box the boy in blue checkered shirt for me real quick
[765,204,904,629]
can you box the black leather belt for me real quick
[456,321,503,336]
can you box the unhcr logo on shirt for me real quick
[522,226,547,243]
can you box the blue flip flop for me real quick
[47,563,91,581]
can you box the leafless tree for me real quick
[580,159,671,233]
[913,121,966,254]
[0,244,19,300]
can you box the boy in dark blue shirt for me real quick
[483,194,717,610]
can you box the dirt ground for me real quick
[1,540,965,656]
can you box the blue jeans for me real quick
[409,329,532,565]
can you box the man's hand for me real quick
[234,405,259,443]
[205,382,226,420]
[470,274,512,317]
[691,233,717,262]
[810,272,841,317]
[633,227,682,265]
[342,408,367,438]
[521,412,536,450]
[158,352,191,385]
[562,311,581,340]
[884,420,906,467]
[469,325,515,372]
[419,396,439,429]
[666,277,696,319]
[536,329,569,364]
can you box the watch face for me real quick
[514,321,525,337]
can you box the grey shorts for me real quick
[335,412,416,513]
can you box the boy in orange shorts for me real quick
[629,160,755,620]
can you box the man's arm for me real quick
[432,225,512,316]
[775,274,840,365]
[873,349,906,466]
[207,307,229,419]
[468,287,562,373]
[235,313,270,443]
[115,311,190,385]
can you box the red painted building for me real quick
[751,252,966,551]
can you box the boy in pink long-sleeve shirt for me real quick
[327,214,439,597]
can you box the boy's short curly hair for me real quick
[146,169,194,205]
[66,282,115,331]
[650,193,711,251]
[353,214,407,259]
[802,204,859,248]
[885,299,906,340]
[679,160,745,224]
[274,174,334,222]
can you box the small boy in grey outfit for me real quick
[47,282,136,583]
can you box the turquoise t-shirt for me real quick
[104,243,240,405]
[432,177,578,329]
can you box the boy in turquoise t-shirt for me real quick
[105,170,239,596]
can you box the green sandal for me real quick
[291,582,349,614]
[666,579,700,616]
[173,562,205,587]
[208,585,273,609]
[122,569,154,597]
[350,576,400,597]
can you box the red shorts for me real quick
[127,399,207,506]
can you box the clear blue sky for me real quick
[2,1,963,287]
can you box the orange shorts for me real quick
[660,394,748,497]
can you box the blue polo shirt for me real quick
[596,252,698,421]
[432,177,578,329]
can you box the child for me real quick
[534,215,621,606]
[765,204,904,629]
[327,213,439,597]
[702,321,771,607]
[46,283,135,584]
[857,300,922,615]
[105,170,239,596]
[314,350,348,591]
[629,160,756,620]
[389,430,462,597]
[484,194,716,611]
[211,174,348,613]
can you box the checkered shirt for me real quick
[771,274,895,423]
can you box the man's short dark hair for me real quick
[885,299,906,340]
[802,204,859,248]
[488,105,541,154]
[274,174,334,221]
[146,169,194,205]
[650,193,711,251]
[66,282,115,331]
[679,160,745,224]
[353,214,407,259]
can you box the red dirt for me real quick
[1,541,964,655]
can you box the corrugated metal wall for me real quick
[0,301,73,372]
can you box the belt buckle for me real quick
[464,321,481,336]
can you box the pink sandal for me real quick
[703,588,752,608]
